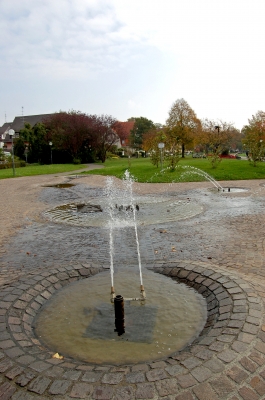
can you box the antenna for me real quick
[5,113,6,123]
[22,106,25,127]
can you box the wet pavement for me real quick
[1,171,265,399]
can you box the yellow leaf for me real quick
[52,352,64,359]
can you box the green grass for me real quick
[0,164,87,179]
[81,157,265,183]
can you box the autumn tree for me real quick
[242,111,265,166]
[129,117,156,149]
[44,111,92,162]
[166,98,201,157]
[44,111,123,163]
[89,114,122,163]
[142,127,166,168]
[198,119,236,168]
[142,126,182,170]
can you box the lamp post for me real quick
[49,141,53,164]
[24,146,28,163]
[8,129,15,177]
[158,142,165,171]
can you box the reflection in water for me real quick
[34,268,207,364]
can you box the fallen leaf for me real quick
[52,352,64,359]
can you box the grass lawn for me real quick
[81,157,265,183]
[0,164,87,180]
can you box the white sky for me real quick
[1,0,265,130]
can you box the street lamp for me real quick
[215,126,220,133]
[158,142,165,171]
[49,141,53,164]
[8,129,15,177]
[24,145,28,163]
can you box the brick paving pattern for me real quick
[1,170,265,399]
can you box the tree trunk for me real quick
[181,144,185,158]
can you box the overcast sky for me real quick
[1,0,265,130]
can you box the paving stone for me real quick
[0,359,13,373]
[0,340,15,349]
[231,340,250,353]
[62,369,82,380]
[16,355,36,365]
[242,323,259,335]
[177,373,197,388]
[226,365,249,383]
[146,368,168,381]
[209,341,225,352]
[70,382,93,398]
[81,371,103,383]
[5,366,24,380]
[92,385,114,400]
[238,386,259,400]
[210,375,235,397]
[102,372,124,384]
[28,376,51,394]
[155,377,179,396]
[175,392,195,400]
[165,364,186,376]
[254,341,265,355]
[238,332,255,343]
[15,371,36,387]
[126,371,145,383]
[114,385,135,400]
[249,350,265,366]
[250,376,265,396]
[131,363,149,372]
[217,349,237,363]
[194,348,213,360]
[180,356,201,369]
[190,366,212,382]
[0,381,16,400]
[239,357,258,373]
[29,361,51,372]
[192,382,219,400]
[44,365,64,377]
[203,357,225,373]
[48,379,72,395]
[135,382,155,399]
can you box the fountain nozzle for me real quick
[140,285,146,300]
[110,286,116,303]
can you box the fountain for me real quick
[34,171,208,364]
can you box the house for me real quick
[0,123,12,151]
[114,120,135,148]
[0,114,53,152]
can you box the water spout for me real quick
[114,295,125,336]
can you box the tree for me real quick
[166,98,201,157]
[44,111,92,162]
[44,111,124,163]
[242,111,265,166]
[14,136,26,160]
[129,117,156,149]
[20,122,49,163]
[142,126,181,170]
[89,114,122,163]
[198,119,236,168]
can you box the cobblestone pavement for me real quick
[1,172,265,399]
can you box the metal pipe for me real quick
[140,284,146,300]
[110,286,115,303]
[114,295,125,336]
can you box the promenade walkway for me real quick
[0,171,265,399]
